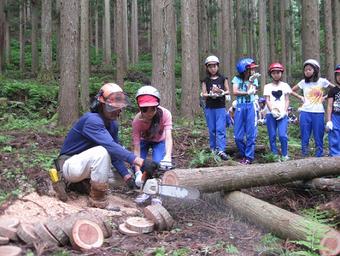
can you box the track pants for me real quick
[299,111,324,157]
[234,102,257,161]
[266,113,289,157]
[328,114,340,157]
[205,107,227,152]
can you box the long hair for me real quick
[141,107,163,140]
[304,66,319,83]
[205,64,221,77]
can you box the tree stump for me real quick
[125,217,154,234]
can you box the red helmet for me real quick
[268,63,284,74]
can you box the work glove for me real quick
[141,159,159,178]
[276,111,286,120]
[247,86,256,95]
[159,159,173,171]
[225,94,231,101]
[325,121,333,132]
[134,170,143,188]
[249,73,261,83]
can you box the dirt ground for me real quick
[0,130,338,256]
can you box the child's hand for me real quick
[249,73,261,83]
[247,87,256,95]
[299,95,305,103]
[325,121,333,132]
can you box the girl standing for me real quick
[291,59,333,157]
[201,55,230,160]
[232,57,260,164]
[263,63,292,161]
[326,64,340,156]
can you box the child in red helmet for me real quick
[264,63,292,161]
[326,64,340,156]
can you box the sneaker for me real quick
[134,193,151,204]
[239,158,246,164]
[240,158,252,165]
[281,155,289,162]
[217,151,229,160]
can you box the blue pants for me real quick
[140,140,165,163]
[328,114,340,157]
[205,107,227,152]
[234,102,257,160]
[266,113,289,157]
[299,111,324,157]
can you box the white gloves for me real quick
[276,111,286,120]
[249,73,261,83]
[271,108,281,119]
[247,86,256,95]
[159,159,173,171]
[326,121,333,131]
[225,95,231,101]
[135,170,143,188]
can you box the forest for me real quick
[0,0,339,255]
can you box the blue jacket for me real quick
[60,112,135,177]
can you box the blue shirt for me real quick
[232,76,259,104]
[60,112,135,177]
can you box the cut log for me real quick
[287,178,340,192]
[319,197,340,221]
[44,221,69,246]
[118,223,140,236]
[143,205,166,231]
[320,229,340,256]
[34,222,59,246]
[0,245,22,256]
[0,236,9,245]
[223,191,340,256]
[0,226,18,241]
[125,217,154,234]
[152,205,174,230]
[226,144,266,155]
[0,217,19,229]
[162,157,340,192]
[17,223,38,244]
[70,219,104,251]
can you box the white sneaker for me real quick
[134,193,150,204]
[281,155,289,161]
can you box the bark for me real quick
[335,0,340,63]
[216,0,222,58]
[268,0,275,62]
[80,0,90,112]
[221,0,232,80]
[258,0,267,91]
[103,0,111,66]
[235,0,242,59]
[223,191,340,256]
[162,157,340,192]
[94,0,99,57]
[198,0,209,80]
[301,0,320,61]
[58,0,79,127]
[55,0,61,70]
[287,178,340,192]
[229,0,235,77]
[180,0,200,119]
[39,0,54,82]
[280,0,287,81]
[324,0,334,83]
[116,0,128,86]
[285,0,292,83]
[5,1,9,66]
[0,0,5,73]
[31,0,39,75]
[130,0,138,64]
[19,2,25,73]
[151,0,176,113]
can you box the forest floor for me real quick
[0,128,338,256]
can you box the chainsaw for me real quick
[142,178,200,200]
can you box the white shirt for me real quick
[297,78,330,113]
[263,81,292,113]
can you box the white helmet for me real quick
[136,85,160,100]
[205,55,220,65]
[136,85,160,107]
[303,59,320,70]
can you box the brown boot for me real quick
[88,181,109,208]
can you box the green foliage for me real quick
[154,247,166,256]
[225,244,239,254]
[260,152,282,163]
[189,149,221,168]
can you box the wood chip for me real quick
[143,205,166,231]
[16,223,38,244]
[70,219,104,251]
[34,222,59,246]
[0,217,19,229]
[118,223,140,236]
[152,204,174,230]
[0,236,9,245]
[0,226,18,241]
[0,245,22,256]
[125,217,154,234]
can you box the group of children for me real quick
[201,55,340,164]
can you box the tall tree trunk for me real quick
[285,0,292,83]
[130,0,138,64]
[58,0,79,127]
[55,0,61,70]
[216,0,223,58]
[123,0,129,66]
[180,0,200,119]
[280,0,287,81]
[235,0,242,59]
[335,0,340,63]
[116,0,128,87]
[230,0,235,77]
[95,0,99,58]
[221,0,232,80]
[80,0,90,112]
[20,2,25,73]
[39,0,53,82]
[301,0,320,61]
[151,0,176,113]
[5,0,10,66]
[0,0,5,73]
[258,0,267,91]
[102,14,105,62]
[268,0,275,62]
[324,0,334,83]
[31,0,39,76]
[103,0,111,66]
[198,0,209,80]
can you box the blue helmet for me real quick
[335,64,340,73]
[259,97,266,103]
[236,58,258,74]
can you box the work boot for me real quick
[68,179,91,194]
[88,181,109,209]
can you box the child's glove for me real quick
[247,87,256,95]
[225,95,231,101]
[325,121,333,132]
[276,111,286,120]
[159,159,173,171]
[249,73,261,83]
[134,170,143,188]
[271,108,281,119]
